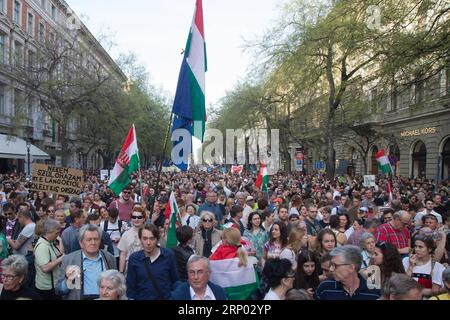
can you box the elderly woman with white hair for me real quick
[0,255,40,300]
[193,211,222,258]
[97,270,127,300]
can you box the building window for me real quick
[51,4,56,19]
[39,22,45,42]
[0,85,5,115]
[0,33,5,64]
[28,50,35,69]
[13,0,21,25]
[390,86,398,111]
[27,12,34,35]
[0,0,6,14]
[41,0,46,8]
[415,80,424,104]
[13,41,23,66]
[27,99,33,121]
[14,89,23,116]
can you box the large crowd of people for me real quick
[0,168,449,300]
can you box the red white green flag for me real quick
[376,149,392,174]
[108,125,140,196]
[164,192,182,248]
[255,163,268,192]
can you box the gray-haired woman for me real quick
[97,270,127,300]
[34,219,64,300]
[360,232,376,270]
[0,255,40,300]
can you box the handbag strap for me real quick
[143,257,165,300]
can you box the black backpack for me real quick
[103,219,124,236]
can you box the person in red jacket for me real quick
[210,227,248,266]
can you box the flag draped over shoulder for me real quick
[164,192,182,248]
[209,246,259,300]
[171,0,207,171]
[376,149,392,174]
[255,163,268,192]
[108,125,140,196]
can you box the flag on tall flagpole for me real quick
[108,125,140,196]
[375,149,392,174]
[255,163,268,192]
[171,0,207,171]
[164,192,182,248]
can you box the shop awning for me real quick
[0,134,51,160]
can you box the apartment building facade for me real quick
[0,0,126,174]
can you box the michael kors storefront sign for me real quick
[400,127,437,137]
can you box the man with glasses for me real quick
[171,255,227,300]
[108,185,134,222]
[374,210,411,256]
[2,203,21,242]
[314,245,380,300]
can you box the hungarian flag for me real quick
[376,149,392,174]
[209,244,259,300]
[164,192,182,249]
[255,163,268,192]
[108,125,140,196]
[171,0,207,171]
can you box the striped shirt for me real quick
[374,222,409,249]
[314,275,380,300]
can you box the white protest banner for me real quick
[363,175,376,187]
[100,169,109,180]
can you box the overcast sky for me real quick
[65,0,285,109]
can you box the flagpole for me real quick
[150,112,174,218]
[133,124,144,202]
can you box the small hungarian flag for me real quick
[376,149,392,174]
[164,192,182,248]
[108,125,140,196]
[255,163,268,192]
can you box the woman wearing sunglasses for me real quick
[193,212,222,258]
[117,207,146,274]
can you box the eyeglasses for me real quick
[131,215,144,220]
[202,218,213,223]
[0,274,18,281]
[122,191,131,194]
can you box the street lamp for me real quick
[26,139,31,176]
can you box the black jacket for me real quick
[172,244,194,281]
